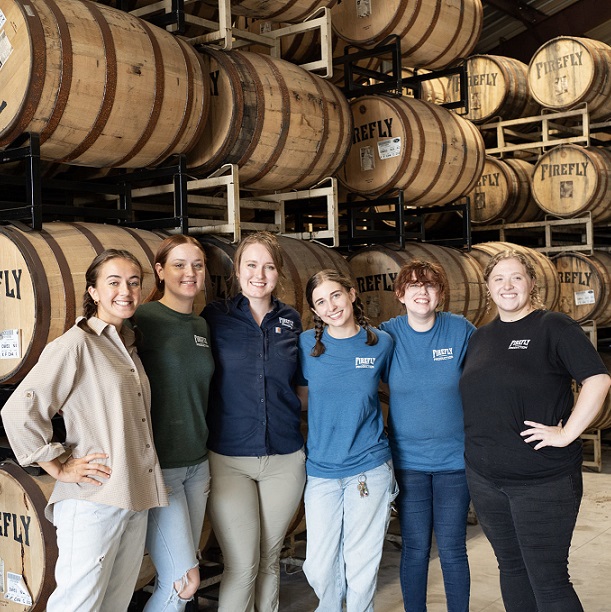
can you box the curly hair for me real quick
[483,249,544,312]
[305,269,377,357]
[393,259,447,305]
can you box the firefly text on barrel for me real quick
[0,512,32,547]
[352,119,393,144]
[558,271,593,286]
[356,273,398,293]
[534,51,583,79]
[538,162,589,180]
[0,269,22,299]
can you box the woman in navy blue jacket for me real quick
[202,232,305,612]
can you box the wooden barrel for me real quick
[197,234,352,330]
[467,157,542,225]
[0,462,57,611]
[530,145,611,222]
[330,0,483,70]
[187,49,351,191]
[446,55,540,123]
[469,241,560,326]
[233,18,382,87]
[400,68,449,106]
[527,37,611,120]
[0,222,174,384]
[589,351,611,430]
[347,243,486,327]
[0,0,208,168]
[337,96,485,202]
[552,251,611,326]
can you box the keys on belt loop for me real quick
[357,474,369,498]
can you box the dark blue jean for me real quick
[466,464,584,612]
[395,469,471,612]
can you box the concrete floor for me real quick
[193,442,611,611]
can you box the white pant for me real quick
[47,498,148,612]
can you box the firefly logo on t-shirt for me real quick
[279,317,295,329]
[432,347,453,361]
[508,339,531,350]
[355,357,376,369]
[194,335,209,348]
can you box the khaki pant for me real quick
[208,449,306,612]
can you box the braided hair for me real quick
[305,269,378,357]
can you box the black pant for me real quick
[466,464,583,612]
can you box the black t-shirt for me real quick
[460,310,608,482]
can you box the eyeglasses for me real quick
[405,282,440,292]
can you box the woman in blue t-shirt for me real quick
[380,260,475,612]
[297,269,397,611]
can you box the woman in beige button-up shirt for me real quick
[2,249,168,612]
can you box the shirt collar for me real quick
[235,293,280,314]
[77,316,136,348]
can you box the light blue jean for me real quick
[144,461,210,611]
[303,461,398,612]
[48,498,148,612]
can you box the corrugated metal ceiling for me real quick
[476,0,611,60]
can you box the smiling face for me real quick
[486,257,535,321]
[88,258,142,329]
[311,279,357,335]
[156,242,205,310]
[237,242,279,304]
[398,272,441,323]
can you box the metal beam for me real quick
[484,1,611,62]
[483,0,547,25]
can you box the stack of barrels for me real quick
[1,3,611,607]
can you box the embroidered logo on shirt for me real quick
[275,327,282,334]
[355,357,376,369]
[194,335,209,348]
[508,339,531,350]
[279,317,295,329]
[432,347,454,361]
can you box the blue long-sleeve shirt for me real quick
[203,294,303,456]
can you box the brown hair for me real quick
[146,235,206,302]
[483,249,544,312]
[83,249,143,319]
[230,231,285,297]
[305,269,378,357]
[393,259,447,305]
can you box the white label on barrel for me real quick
[0,9,6,28]
[378,137,401,160]
[574,289,595,306]
[360,146,375,171]
[4,572,32,605]
[0,329,20,359]
[0,31,13,70]
[356,0,371,18]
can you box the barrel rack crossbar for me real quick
[127,0,334,78]
[472,214,596,255]
[578,321,603,472]
[130,164,340,245]
[480,105,611,158]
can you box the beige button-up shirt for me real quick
[1,317,168,518]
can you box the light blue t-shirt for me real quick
[379,311,475,472]
[298,327,393,479]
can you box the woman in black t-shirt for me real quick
[460,249,610,612]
